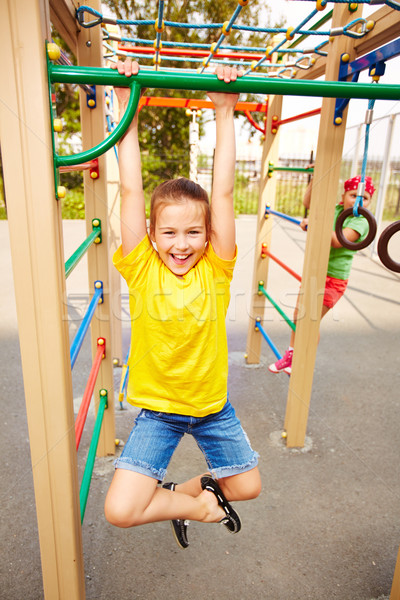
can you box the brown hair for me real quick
[150,178,211,240]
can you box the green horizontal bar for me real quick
[49,64,400,167]
[259,285,296,332]
[79,390,108,523]
[272,166,314,173]
[49,63,400,101]
[65,224,101,278]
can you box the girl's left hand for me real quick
[111,58,140,106]
[207,65,243,108]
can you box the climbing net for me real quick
[76,0,399,78]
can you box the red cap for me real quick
[344,175,375,196]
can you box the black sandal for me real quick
[162,482,189,549]
[200,476,241,534]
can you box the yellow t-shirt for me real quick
[113,235,236,417]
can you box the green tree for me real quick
[101,0,282,196]
[53,2,284,214]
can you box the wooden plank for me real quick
[354,6,400,57]
[0,0,85,597]
[49,0,79,56]
[390,545,400,600]
[295,6,400,82]
[107,144,123,366]
[284,3,363,448]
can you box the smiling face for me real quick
[150,199,207,276]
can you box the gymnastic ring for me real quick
[377,220,400,272]
[335,206,377,251]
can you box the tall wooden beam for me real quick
[0,0,85,596]
[284,3,364,448]
[354,6,400,56]
[245,95,282,364]
[295,6,400,81]
[390,545,400,600]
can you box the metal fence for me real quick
[197,153,400,221]
[1,144,399,223]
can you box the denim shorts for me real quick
[115,399,259,481]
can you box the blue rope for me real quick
[244,5,325,75]
[154,0,165,68]
[354,97,375,216]
[104,30,306,55]
[77,2,392,75]
[77,5,354,33]
[294,0,399,6]
[201,1,249,71]
[290,8,320,37]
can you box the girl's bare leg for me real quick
[175,466,261,502]
[104,469,225,528]
[174,472,211,497]
[218,467,261,501]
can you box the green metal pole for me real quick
[65,220,102,279]
[259,284,296,332]
[49,63,400,101]
[272,166,314,173]
[54,79,141,167]
[48,63,400,167]
[79,389,108,523]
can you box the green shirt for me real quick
[327,204,369,280]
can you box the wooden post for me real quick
[107,143,123,366]
[105,32,123,367]
[390,545,400,600]
[245,95,282,364]
[76,0,116,456]
[284,3,364,447]
[0,0,85,596]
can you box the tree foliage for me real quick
[101,1,283,194]
[53,1,284,209]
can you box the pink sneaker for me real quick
[268,349,293,375]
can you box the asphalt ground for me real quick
[1,216,400,600]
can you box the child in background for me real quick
[105,59,261,548]
[269,174,375,375]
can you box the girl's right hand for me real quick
[111,58,140,106]
[300,217,308,231]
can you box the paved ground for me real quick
[1,216,400,600]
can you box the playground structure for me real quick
[1,0,400,598]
